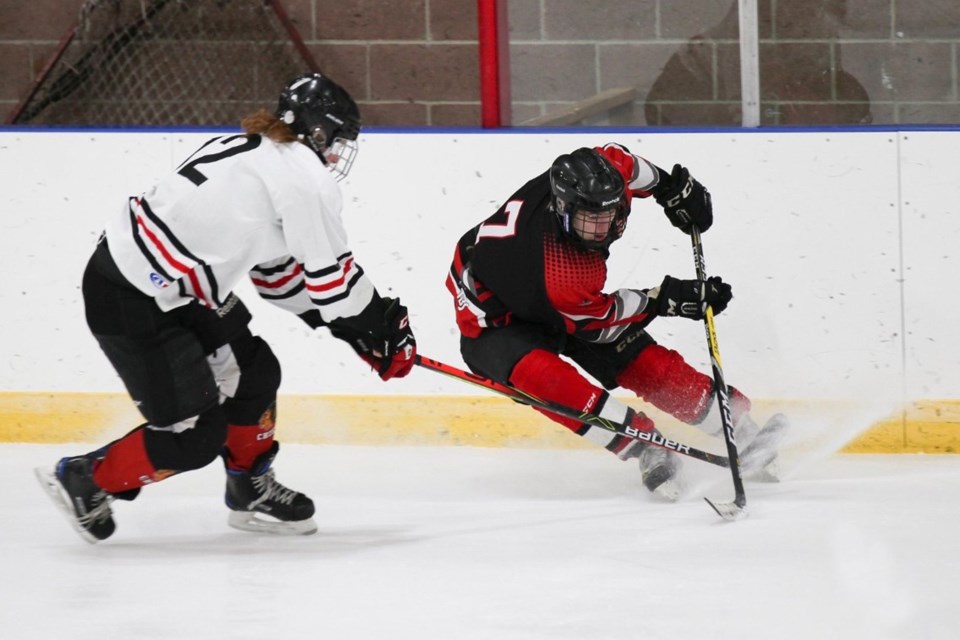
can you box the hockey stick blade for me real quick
[704,496,748,522]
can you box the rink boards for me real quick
[2,128,959,455]
[1,391,956,453]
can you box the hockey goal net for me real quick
[10,0,316,126]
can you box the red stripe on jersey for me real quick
[305,257,354,293]
[135,214,192,275]
[187,269,213,308]
[251,263,303,289]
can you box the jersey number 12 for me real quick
[177,134,262,186]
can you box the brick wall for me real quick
[1,0,957,127]
[0,0,86,122]
[509,0,960,126]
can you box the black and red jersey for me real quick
[447,143,664,343]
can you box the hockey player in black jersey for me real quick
[446,145,785,500]
[35,73,417,542]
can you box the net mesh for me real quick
[14,0,314,126]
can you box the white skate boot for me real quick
[738,413,789,481]
[620,440,684,502]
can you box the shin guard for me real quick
[509,349,653,456]
[510,349,605,433]
[615,344,715,424]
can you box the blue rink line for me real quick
[2,124,960,135]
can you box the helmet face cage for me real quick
[571,206,619,248]
[277,73,361,181]
[556,197,627,251]
[550,149,627,251]
[322,136,359,182]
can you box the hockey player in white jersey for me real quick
[36,73,417,542]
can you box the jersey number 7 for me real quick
[477,200,522,240]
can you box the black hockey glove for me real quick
[330,297,417,381]
[655,275,731,320]
[653,164,713,234]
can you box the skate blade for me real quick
[227,510,318,536]
[34,466,101,544]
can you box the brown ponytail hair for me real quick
[241,109,297,143]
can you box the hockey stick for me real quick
[690,226,748,521]
[414,354,730,468]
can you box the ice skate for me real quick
[621,440,684,501]
[35,456,115,543]
[225,443,317,535]
[740,413,789,482]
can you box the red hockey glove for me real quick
[655,275,731,320]
[331,297,416,381]
[377,298,416,380]
[368,344,416,380]
[653,164,713,234]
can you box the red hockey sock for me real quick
[615,344,714,424]
[92,427,170,493]
[223,403,277,471]
[729,386,752,425]
[509,349,605,433]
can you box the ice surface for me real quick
[2,443,957,640]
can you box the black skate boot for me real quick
[620,439,684,501]
[35,455,115,543]
[224,442,316,535]
[740,413,789,481]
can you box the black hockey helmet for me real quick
[277,72,361,180]
[549,148,627,251]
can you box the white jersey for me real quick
[104,134,375,323]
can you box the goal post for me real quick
[8,0,318,126]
